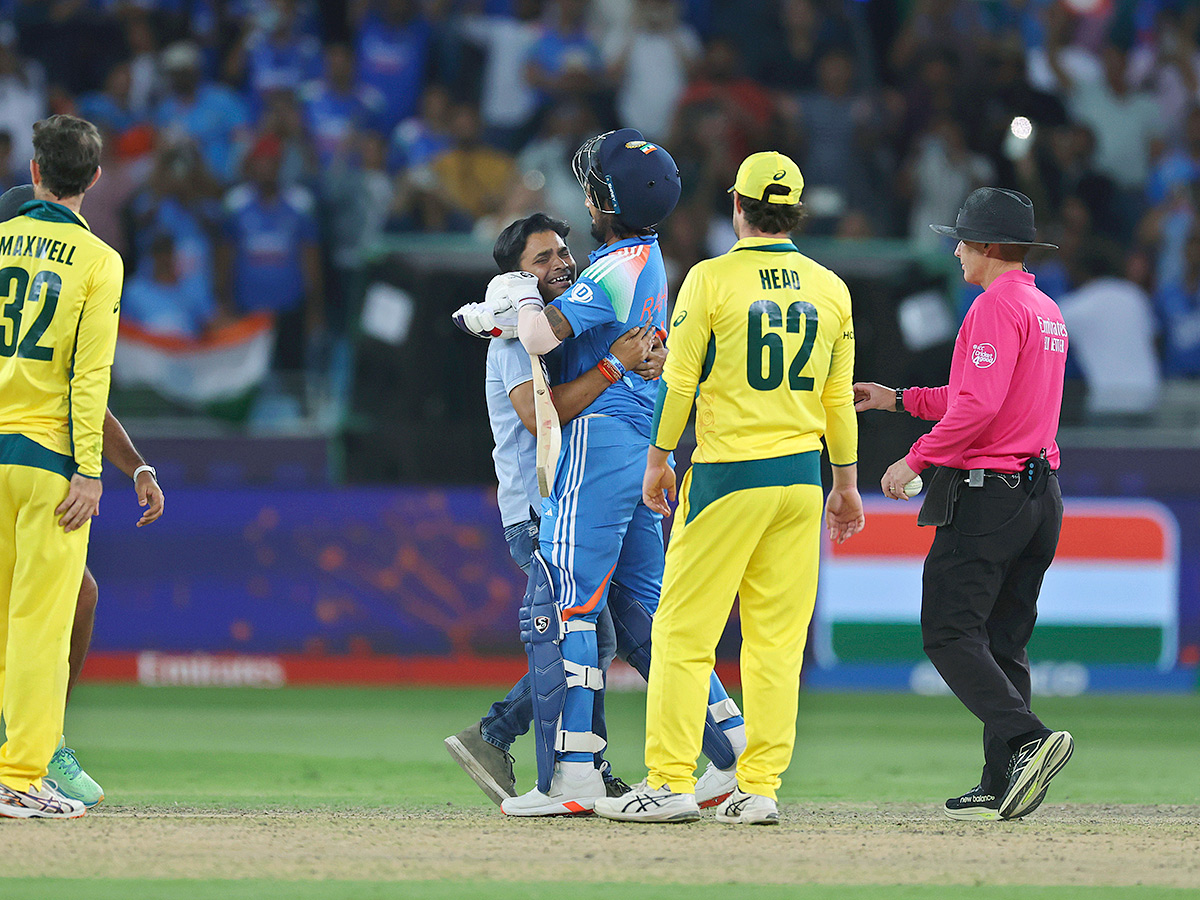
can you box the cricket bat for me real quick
[531,353,561,498]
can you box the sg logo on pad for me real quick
[534,616,551,634]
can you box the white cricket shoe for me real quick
[0,780,87,819]
[500,762,605,816]
[694,761,738,809]
[715,788,779,825]
[593,783,700,823]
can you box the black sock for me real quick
[1007,728,1052,753]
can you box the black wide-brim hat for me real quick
[930,187,1058,249]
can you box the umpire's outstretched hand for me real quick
[852,382,898,412]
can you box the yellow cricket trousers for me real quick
[0,462,89,792]
[646,455,823,800]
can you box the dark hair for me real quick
[963,240,1031,263]
[32,115,102,198]
[738,185,806,235]
[995,244,1031,263]
[493,213,570,272]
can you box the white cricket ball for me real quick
[1010,116,1033,140]
[903,475,923,498]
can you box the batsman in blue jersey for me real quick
[501,130,746,816]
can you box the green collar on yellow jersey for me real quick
[730,236,798,254]
[17,199,90,230]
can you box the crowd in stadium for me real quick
[0,0,1197,398]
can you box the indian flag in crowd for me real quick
[113,313,275,412]
[816,500,1179,670]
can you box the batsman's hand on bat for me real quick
[824,484,865,544]
[56,473,103,533]
[643,446,676,518]
[135,469,165,527]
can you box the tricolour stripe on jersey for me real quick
[553,416,589,613]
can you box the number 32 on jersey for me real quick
[0,266,61,360]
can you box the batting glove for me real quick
[451,299,518,339]
[488,271,544,311]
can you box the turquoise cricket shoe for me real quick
[44,739,105,808]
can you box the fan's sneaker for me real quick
[45,740,105,808]
[715,788,779,825]
[500,764,605,816]
[999,731,1073,820]
[593,784,701,823]
[0,781,86,819]
[694,761,737,809]
[444,723,516,807]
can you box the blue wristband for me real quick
[603,353,627,379]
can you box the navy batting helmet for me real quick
[572,129,681,231]
[0,183,34,222]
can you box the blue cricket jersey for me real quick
[552,234,668,436]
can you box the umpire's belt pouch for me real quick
[917,466,965,528]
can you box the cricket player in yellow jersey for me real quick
[0,115,121,819]
[595,151,865,825]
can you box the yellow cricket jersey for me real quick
[651,236,857,466]
[0,200,122,478]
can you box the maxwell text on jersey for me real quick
[0,234,77,266]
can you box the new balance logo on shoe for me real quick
[944,784,1001,821]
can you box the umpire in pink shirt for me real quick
[854,187,1074,822]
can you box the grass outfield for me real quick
[4,684,1197,899]
[56,685,1200,808]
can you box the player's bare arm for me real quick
[102,407,165,527]
[56,475,103,533]
[825,465,865,544]
[510,326,656,434]
[543,305,573,342]
[642,445,676,518]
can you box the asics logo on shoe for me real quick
[1,784,71,814]
[620,793,674,813]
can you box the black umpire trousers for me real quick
[920,472,1063,793]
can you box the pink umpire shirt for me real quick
[903,269,1068,474]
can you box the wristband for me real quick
[597,352,627,384]
[133,464,157,482]
[599,353,627,384]
[895,388,905,413]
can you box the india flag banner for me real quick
[815,499,1180,671]
[113,313,275,411]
